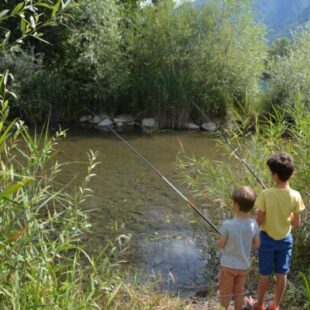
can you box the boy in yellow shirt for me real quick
[253,152,305,310]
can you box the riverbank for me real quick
[78,113,222,132]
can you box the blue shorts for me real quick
[258,231,293,275]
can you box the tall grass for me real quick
[0,71,113,308]
[300,273,310,309]
[0,70,120,308]
[0,72,201,309]
[177,96,310,308]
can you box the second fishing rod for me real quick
[108,126,221,235]
[192,101,266,189]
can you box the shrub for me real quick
[267,23,310,109]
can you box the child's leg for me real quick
[233,269,248,310]
[272,273,287,307]
[256,231,274,308]
[271,233,292,307]
[256,275,270,307]
[219,267,234,309]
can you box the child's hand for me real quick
[290,213,301,228]
[217,235,226,249]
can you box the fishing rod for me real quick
[108,126,221,235]
[192,101,266,189]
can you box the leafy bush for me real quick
[58,0,131,114]
[129,0,266,127]
[0,0,267,125]
[267,23,310,109]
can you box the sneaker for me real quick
[253,303,266,310]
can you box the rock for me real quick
[115,121,126,128]
[185,122,200,130]
[201,121,218,132]
[113,114,135,124]
[98,118,113,127]
[91,115,102,124]
[79,115,89,123]
[142,117,155,128]
[99,113,109,121]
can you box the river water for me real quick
[57,128,228,295]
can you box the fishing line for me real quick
[192,101,266,189]
[108,126,221,235]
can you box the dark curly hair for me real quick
[267,152,294,181]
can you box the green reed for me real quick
[0,71,126,309]
[300,273,310,309]
[177,96,310,308]
[0,72,197,310]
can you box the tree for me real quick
[0,1,72,120]
[0,1,70,52]
[51,0,131,114]
[268,24,310,108]
[128,0,267,127]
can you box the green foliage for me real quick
[0,3,128,308]
[0,0,71,52]
[0,67,127,307]
[300,272,310,309]
[59,0,131,113]
[267,24,310,109]
[0,0,267,124]
[268,38,290,61]
[129,0,266,127]
[0,2,204,309]
[0,49,46,119]
[0,1,74,121]
[177,97,310,307]
[10,0,133,120]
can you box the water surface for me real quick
[57,128,227,294]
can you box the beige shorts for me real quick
[219,266,249,300]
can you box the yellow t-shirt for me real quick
[255,187,305,240]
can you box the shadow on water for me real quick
[56,127,227,296]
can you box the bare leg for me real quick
[256,275,270,308]
[219,268,234,310]
[234,273,248,310]
[234,293,243,310]
[272,273,287,307]
[220,296,230,310]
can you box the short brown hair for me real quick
[232,186,256,212]
[267,152,294,181]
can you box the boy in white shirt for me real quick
[218,186,260,310]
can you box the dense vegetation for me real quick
[0,0,267,126]
[0,1,195,309]
[0,0,310,309]
[177,99,310,308]
[2,0,310,127]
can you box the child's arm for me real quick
[256,209,265,226]
[217,235,227,249]
[290,212,301,228]
[252,234,260,250]
[291,193,305,228]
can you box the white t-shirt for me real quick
[220,218,259,270]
